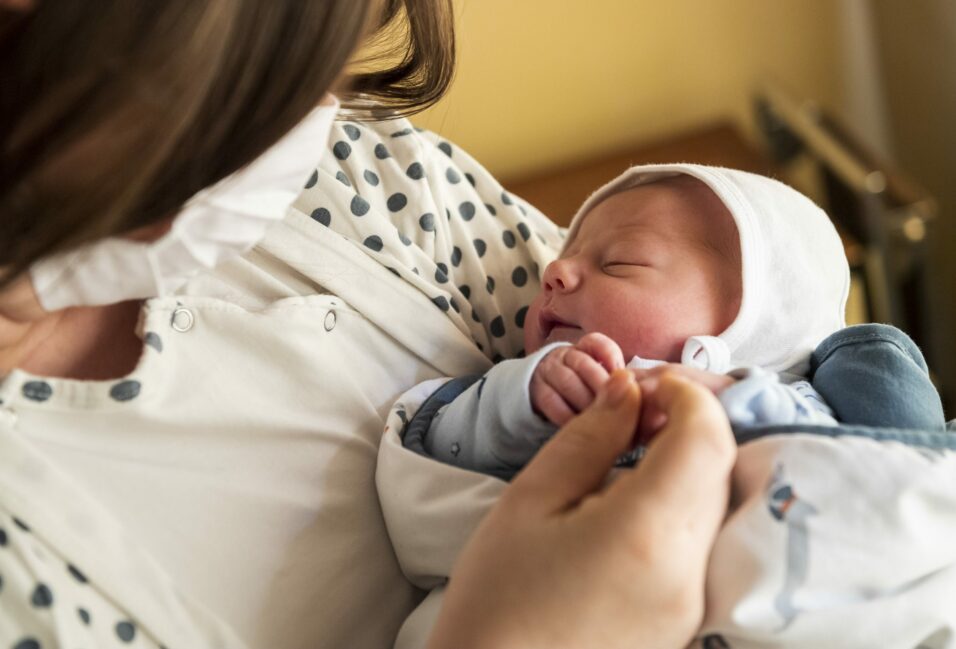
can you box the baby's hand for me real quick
[630,364,737,442]
[530,333,626,425]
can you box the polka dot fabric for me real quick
[296,119,566,360]
[0,508,163,649]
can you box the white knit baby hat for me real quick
[562,164,851,375]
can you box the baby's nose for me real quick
[543,259,578,293]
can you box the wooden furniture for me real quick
[504,120,777,227]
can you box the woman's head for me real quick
[0,0,454,285]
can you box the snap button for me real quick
[324,310,336,332]
[171,307,194,332]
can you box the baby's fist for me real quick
[530,333,625,425]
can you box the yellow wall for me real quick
[413,0,844,180]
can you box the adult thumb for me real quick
[506,370,641,515]
[607,373,735,538]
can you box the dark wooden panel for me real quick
[504,120,777,227]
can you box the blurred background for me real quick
[412,0,956,413]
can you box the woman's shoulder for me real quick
[284,115,566,362]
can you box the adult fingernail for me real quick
[600,370,633,405]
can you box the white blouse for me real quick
[0,116,563,649]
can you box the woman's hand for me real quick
[428,370,736,649]
[630,363,737,443]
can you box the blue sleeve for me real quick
[720,367,838,427]
[810,323,946,430]
[403,344,566,480]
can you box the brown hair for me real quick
[0,0,455,284]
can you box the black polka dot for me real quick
[459,202,476,221]
[387,193,408,212]
[485,203,497,216]
[13,639,40,649]
[31,583,53,608]
[332,141,351,160]
[398,232,412,246]
[458,284,471,299]
[492,353,505,363]
[446,168,461,184]
[374,143,391,159]
[438,141,453,157]
[397,409,408,425]
[78,607,91,625]
[473,238,487,257]
[476,340,484,350]
[517,222,532,241]
[144,332,163,352]
[512,266,528,287]
[502,230,517,248]
[12,517,28,532]
[419,213,436,232]
[391,127,413,137]
[515,306,529,328]
[472,310,481,323]
[304,170,318,189]
[450,247,462,266]
[490,316,506,338]
[0,527,7,545]
[335,170,351,187]
[0,574,3,593]
[501,191,514,205]
[519,204,528,216]
[465,172,476,187]
[110,380,140,402]
[446,208,452,221]
[412,268,420,275]
[363,235,384,252]
[450,297,460,313]
[22,381,52,402]
[67,564,88,584]
[343,124,361,141]
[406,162,424,180]
[350,195,371,216]
[486,276,496,294]
[532,261,540,276]
[311,208,331,226]
[431,296,450,312]
[435,263,449,283]
[363,169,380,186]
[115,621,136,643]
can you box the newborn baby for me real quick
[405,164,848,479]
[382,164,953,649]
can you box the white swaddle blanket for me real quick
[377,382,956,649]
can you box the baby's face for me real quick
[524,177,742,362]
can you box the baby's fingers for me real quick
[562,349,611,394]
[575,332,626,372]
[530,377,576,426]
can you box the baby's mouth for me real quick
[540,310,582,343]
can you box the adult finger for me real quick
[508,371,641,515]
[606,373,735,528]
